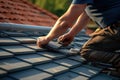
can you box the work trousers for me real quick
[80,25,120,68]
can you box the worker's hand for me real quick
[37,36,49,47]
[58,33,74,46]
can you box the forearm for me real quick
[68,11,90,37]
[46,4,87,41]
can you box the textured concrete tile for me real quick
[37,52,65,59]
[0,38,20,46]
[90,73,116,80]
[11,37,36,43]
[23,44,46,51]
[3,31,28,37]
[35,62,69,75]
[16,54,51,65]
[0,69,7,77]
[0,58,31,72]
[54,58,81,68]
[71,65,100,78]
[0,45,36,55]
[0,49,13,59]
[55,72,88,80]
[69,55,86,63]
[10,69,52,80]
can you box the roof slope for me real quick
[0,28,119,80]
[0,0,58,26]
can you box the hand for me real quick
[37,36,50,47]
[58,33,74,46]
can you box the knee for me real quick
[80,48,92,61]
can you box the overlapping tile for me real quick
[10,69,52,80]
[35,62,69,75]
[54,72,88,80]
[11,37,36,44]
[23,44,46,51]
[16,54,51,65]
[0,58,32,72]
[0,38,20,46]
[0,45,36,55]
[37,51,65,59]
[54,58,81,68]
[71,65,101,78]
[0,49,13,59]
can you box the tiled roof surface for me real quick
[0,0,58,26]
[0,29,119,80]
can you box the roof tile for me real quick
[35,62,69,75]
[11,37,36,44]
[16,54,51,65]
[54,72,89,80]
[0,49,13,59]
[0,38,20,46]
[71,65,101,78]
[10,69,52,80]
[37,52,65,60]
[0,45,36,55]
[54,58,81,68]
[0,58,32,72]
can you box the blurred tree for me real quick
[28,0,72,16]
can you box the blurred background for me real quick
[28,0,72,17]
[28,0,98,34]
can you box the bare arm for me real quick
[67,11,90,37]
[46,4,87,41]
[58,11,90,46]
[37,4,87,47]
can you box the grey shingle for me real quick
[10,69,52,80]
[0,38,20,46]
[54,72,88,80]
[71,65,101,78]
[0,49,13,59]
[3,31,28,37]
[23,44,46,51]
[0,69,7,77]
[16,54,51,65]
[69,55,86,63]
[11,37,36,43]
[35,62,69,75]
[54,58,81,68]
[37,52,65,59]
[0,45,36,55]
[0,58,32,72]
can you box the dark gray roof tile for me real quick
[3,31,28,37]
[0,49,13,59]
[35,62,69,75]
[54,72,88,80]
[0,58,32,72]
[71,65,101,78]
[0,45,36,55]
[54,58,81,68]
[11,37,36,44]
[69,55,86,63]
[0,69,7,77]
[0,38,20,46]
[37,52,65,59]
[10,69,52,80]
[16,54,51,65]
[23,44,46,51]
